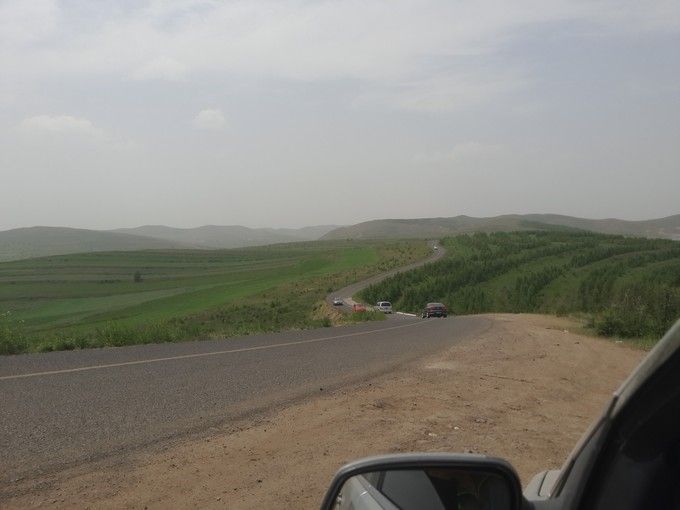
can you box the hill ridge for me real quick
[0,226,190,262]
[322,213,680,240]
[0,224,341,262]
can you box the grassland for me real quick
[0,240,429,354]
[359,231,680,341]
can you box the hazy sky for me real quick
[1,0,679,230]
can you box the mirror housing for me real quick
[320,453,524,510]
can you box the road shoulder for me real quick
[3,314,645,509]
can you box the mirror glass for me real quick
[333,467,513,510]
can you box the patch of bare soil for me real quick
[5,314,645,509]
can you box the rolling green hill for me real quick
[112,224,339,248]
[0,227,190,262]
[0,224,340,262]
[359,231,680,341]
[322,214,680,241]
[0,239,429,354]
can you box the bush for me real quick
[595,284,680,338]
[95,322,139,346]
[0,311,28,355]
[358,232,680,341]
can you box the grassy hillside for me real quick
[0,240,429,354]
[359,232,680,340]
[0,227,190,262]
[323,214,680,241]
[112,224,339,248]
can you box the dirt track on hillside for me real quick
[5,314,645,509]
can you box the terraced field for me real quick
[360,231,680,340]
[0,240,428,353]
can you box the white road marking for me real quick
[0,320,426,382]
[396,312,418,317]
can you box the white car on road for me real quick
[375,301,392,314]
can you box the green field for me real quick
[360,231,680,342]
[0,240,429,354]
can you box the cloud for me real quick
[414,142,504,164]
[357,68,526,113]
[4,1,678,79]
[131,56,187,81]
[2,0,679,116]
[0,0,59,45]
[447,142,503,160]
[191,109,226,130]
[17,115,103,138]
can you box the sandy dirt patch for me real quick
[4,314,645,509]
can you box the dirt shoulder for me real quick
[5,314,644,509]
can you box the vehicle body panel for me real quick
[323,320,680,510]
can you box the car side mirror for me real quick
[320,453,524,510]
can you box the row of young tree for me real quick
[359,231,680,339]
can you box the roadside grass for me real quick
[0,311,28,355]
[563,315,660,351]
[311,302,386,327]
[0,240,428,354]
[359,231,680,344]
[344,310,388,323]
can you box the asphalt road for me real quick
[326,240,445,311]
[1,241,487,488]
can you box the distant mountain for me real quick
[266,225,342,241]
[522,214,680,239]
[322,214,680,241]
[0,224,341,262]
[0,227,190,262]
[4,215,675,263]
[111,224,339,249]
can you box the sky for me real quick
[0,0,679,230]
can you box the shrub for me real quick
[596,284,680,338]
[0,311,28,355]
[359,232,680,341]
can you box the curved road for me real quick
[1,242,487,492]
[327,240,445,311]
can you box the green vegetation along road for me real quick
[360,231,680,341]
[0,240,430,354]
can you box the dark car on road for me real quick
[422,302,447,318]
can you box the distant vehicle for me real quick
[352,303,367,313]
[433,245,438,250]
[332,297,343,306]
[375,301,392,313]
[422,302,447,318]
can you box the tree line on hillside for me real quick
[359,231,680,340]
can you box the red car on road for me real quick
[421,302,447,318]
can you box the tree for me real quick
[133,271,143,283]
